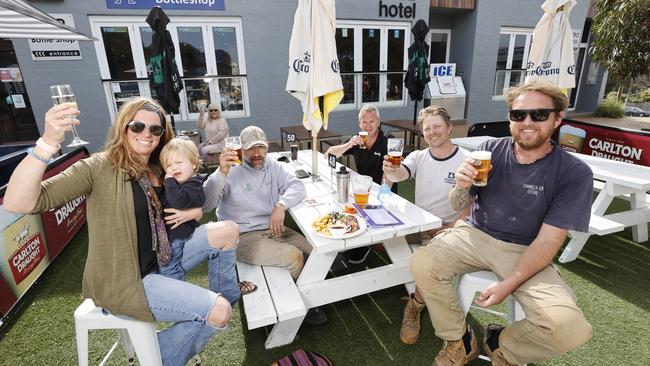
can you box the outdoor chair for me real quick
[466,122,511,137]
[456,270,526,364]
[74,298,162,366]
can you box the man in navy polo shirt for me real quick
[326,103,395,264]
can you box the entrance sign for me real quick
[28,14,82,61]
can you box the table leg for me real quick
[383,237,416,294]
[630,191,649,242]
[265,316,305,349]
[559,232,590,263]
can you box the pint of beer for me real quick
[352,175,372,208]
[470,150,492,187]
[290,144,299,161]
[387,138,404,166]
[359,131,369,149]
[225,136,243,165]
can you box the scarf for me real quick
[137,174,171,265]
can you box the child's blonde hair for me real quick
[160,138,200,174]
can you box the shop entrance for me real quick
[0,39,39,146]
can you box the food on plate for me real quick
[312,211,360,236]
[343,204,357,214]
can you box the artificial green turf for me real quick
[0,179,648,365]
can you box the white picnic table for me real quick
[451,136,650,263]
[259,150,441,348]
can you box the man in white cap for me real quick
[203,126,327,324]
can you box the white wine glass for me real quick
[49,84,88,147]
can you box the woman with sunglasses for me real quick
[197,102,229,159]
[3,97,239,366]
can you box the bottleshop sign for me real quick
[28,14,82,61]
[106,0,225,10]
[557,120,649,166]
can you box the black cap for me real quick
[337,166,348,174]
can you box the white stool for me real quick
[457,271,526,364]
[74,298,162,366]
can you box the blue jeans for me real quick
[142,273,224,366]
[159,224,240,305]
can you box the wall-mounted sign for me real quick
[28,14,82,61]
[378,0,416,19]
[106,0,225,11]
[430,63,456,77]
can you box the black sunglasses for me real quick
[209,109,219,112]
[508,109,560,122]
[127,121,164,136]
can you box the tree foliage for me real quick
[590,0,650,84]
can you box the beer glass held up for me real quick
[470,150,492,187]
[387,138,404,166]
[49,84,88,147]
[358,131,369,149]
[225,136,243,165]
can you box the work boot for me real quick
[433,325,479,366]
[400,294,426,344]
[482,324,516,366]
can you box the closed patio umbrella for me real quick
[0,0,94,40]
[404,19,430,126]
[146,6,183,131]
[286,0,343,177]
[525,0,576,89]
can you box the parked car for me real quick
[624,106,650,117]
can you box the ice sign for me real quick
[430,63,456,77]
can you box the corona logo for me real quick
[568,64,576,75]
[330,59,340,73]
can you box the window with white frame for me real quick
[89,16,249,122]
[335,20,410,110]
[493,27,532,98]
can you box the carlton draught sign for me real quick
[557,120,649,166]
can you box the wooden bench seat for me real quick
[236,261,306,331]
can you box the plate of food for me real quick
[311,211,367,239]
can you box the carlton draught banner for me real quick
[557,119,649,166]
[0,148,88,319]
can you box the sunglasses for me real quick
[508,109,560,122]
[127,121,164,136]
[209,109,219,112]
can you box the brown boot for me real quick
[433,325,479,366]
[400,294,426,344]
[482,324,516,366]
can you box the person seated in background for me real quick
[203,125,327,325]
[325,103,395,264]
[159,138,246,302]
[197,103,229,159]
[410,80,593,366]
[382,105,470,345]
[3,97,240,365]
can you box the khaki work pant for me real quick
[410,222,592,365]
[237,228,312,279]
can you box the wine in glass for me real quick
[49,84,88,147]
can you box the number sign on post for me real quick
[328,153,337,192]
[286,133,296,143]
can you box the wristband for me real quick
[36,137,60,154]
[27,147,53,165]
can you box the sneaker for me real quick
[347,247,371,264]
[482,324,515,366]
[304,307,327,325]
[400,294,426,344]
[433,325,479,366]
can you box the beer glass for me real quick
[49,84,88,147]
[387,138,404,166]
[352,175,372,208]
[470,150,492,186]
[290,144,299,161]
[358,131,369,149]
[225,136,243,165]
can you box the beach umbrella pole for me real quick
[311,135,319,179]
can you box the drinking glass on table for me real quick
[352,175,372,208]
[225,136,243,165]
[387,138,404,166]
[49,84,88,147]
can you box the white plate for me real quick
[313,214,367,240]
